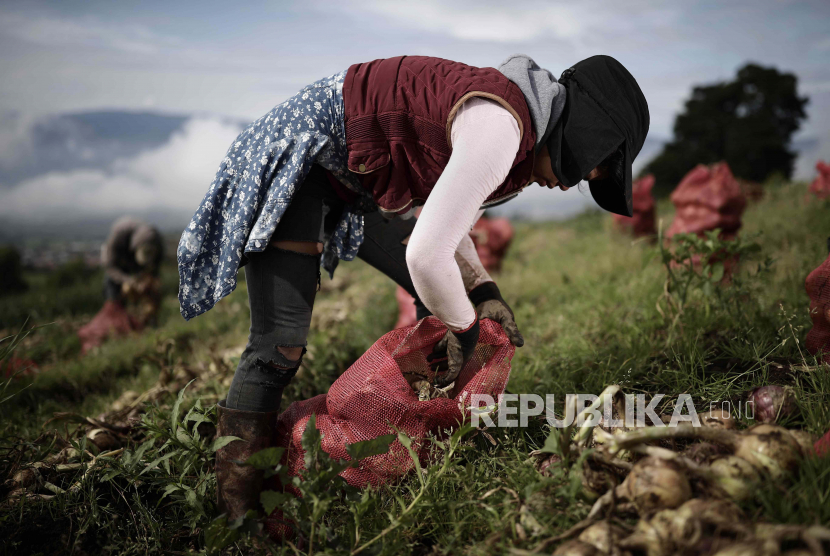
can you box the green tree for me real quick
[644,63,808,196]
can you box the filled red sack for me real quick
[809,160,830,200]
[665,163,747,279]
[805,247,830,364]
[274,317,514,487]
[667,162,746,238]
[815,430,830,458]
[470,217,514,272]
[613,174,656,237]
[1,357,38,379]
[77,300,140,353]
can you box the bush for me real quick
[0,246,27,295]
[46,258,97,289]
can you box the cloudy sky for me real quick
[0,0,828,231]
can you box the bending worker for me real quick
[102,216,163,323]
[177,54,650,519]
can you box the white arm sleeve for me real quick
[406,98,520,331]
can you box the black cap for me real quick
[546,56,650,217]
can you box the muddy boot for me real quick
[215,400,279,521]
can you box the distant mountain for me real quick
[0,110,245,188]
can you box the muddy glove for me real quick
[468,282,524,347]
[427,318,480,387]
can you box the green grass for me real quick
[1,180,829,555]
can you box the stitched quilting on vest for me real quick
[342,56,537,214]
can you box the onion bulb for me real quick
[552,539,602,556]
[578,520,626,553]
[683,441,727,464]
[709,456,760,501]
[711,541,768,555]
[537,453,561,476]
[786,430,817,457]
[701,408,737,430]
[747,385,796,423]
[621,457,692,514]
[575,461,615,502]
[735,424,802,480]
[675,497,744,524]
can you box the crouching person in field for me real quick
[176,54,650,521]
[78,217,164,353]
[102,216,164,326]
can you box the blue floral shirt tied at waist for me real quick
[176,71,373,320]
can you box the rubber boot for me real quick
[215,400,279,521]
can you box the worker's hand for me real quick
[468,282,524,347]
[427,318,480,387]
[120,277,137,295]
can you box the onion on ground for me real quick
[683,441,728,464]
[701,407,738,430]
[536,453,561,476]
[733,425,802,480]
[552,539,603,556]
[619,496,749,556]
[753,523,830,555]
[621,456,692,515]
[785,430,816,457]
[577,520,627,553]
[575,460,617,502]
[710,541,771,555]
[597,423,802,482]
[747,385,796,424]
[709,455,761,501]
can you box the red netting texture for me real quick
[274,316,514,489]
[470,217,514,272]
[613,174,656,237]
[809,160,830,200]
[805,251,830,363]
[77,300,140,354]
[667,162,746,239]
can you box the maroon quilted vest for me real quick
[342,56,536,214]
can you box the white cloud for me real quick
[0,117,242,218]
[358,0,588,43]
[0,10,180,55]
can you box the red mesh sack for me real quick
[805,245,830,363]
[613,174,656,237]
[1,357,38,379]
[77,300,140,353]
[266,317,514,538]
[666,163,747,279]
[815,430,830,458]
[809,160,830,200]
[274,317,513,486]
[470,217,514,272]
[667,162,746,239]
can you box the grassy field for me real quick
[1,180,829,555]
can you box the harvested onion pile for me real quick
[532,385,829,556]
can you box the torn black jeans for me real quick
[226,165,428,413]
